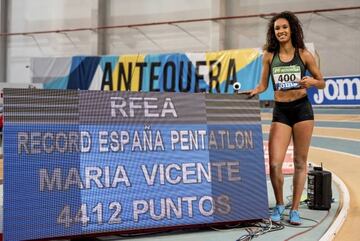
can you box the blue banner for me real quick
[308,75,360,106]
[3,89,268,241]
[31,49,269,97]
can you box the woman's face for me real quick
[274,18,291,43]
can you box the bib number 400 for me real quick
[278,74,297,82]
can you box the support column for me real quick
[90,0,106,55]
[0,0,8,82]
[210,0,225,51]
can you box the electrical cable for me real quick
[284,210,330,241]
[235,219,284,241]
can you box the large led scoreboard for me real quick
[3,89,268,241]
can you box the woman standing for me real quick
[247,11,325,225]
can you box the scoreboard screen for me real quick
[3,89,268,241]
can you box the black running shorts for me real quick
[272,96,314,127]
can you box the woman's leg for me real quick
[291,120,314,210]
[269,122,292,205]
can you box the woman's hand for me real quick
[299,76,315,89]
[241,89,259,97]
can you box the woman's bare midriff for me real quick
[274,88,307,102]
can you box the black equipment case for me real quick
[307,165,332,210]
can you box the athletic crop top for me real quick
[270,49,306,91]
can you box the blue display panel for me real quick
[3,89,268,241]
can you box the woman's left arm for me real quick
[299,49,326,89]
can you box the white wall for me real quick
[105,0,215,54]
[6,0,93,83]
[224,0,360,77]
[3,0,360,84]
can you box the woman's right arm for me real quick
[248,51,272,96]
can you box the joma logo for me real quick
[313,77,360,103]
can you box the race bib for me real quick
[273,65,302,91]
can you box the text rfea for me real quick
[110,96,177,118]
